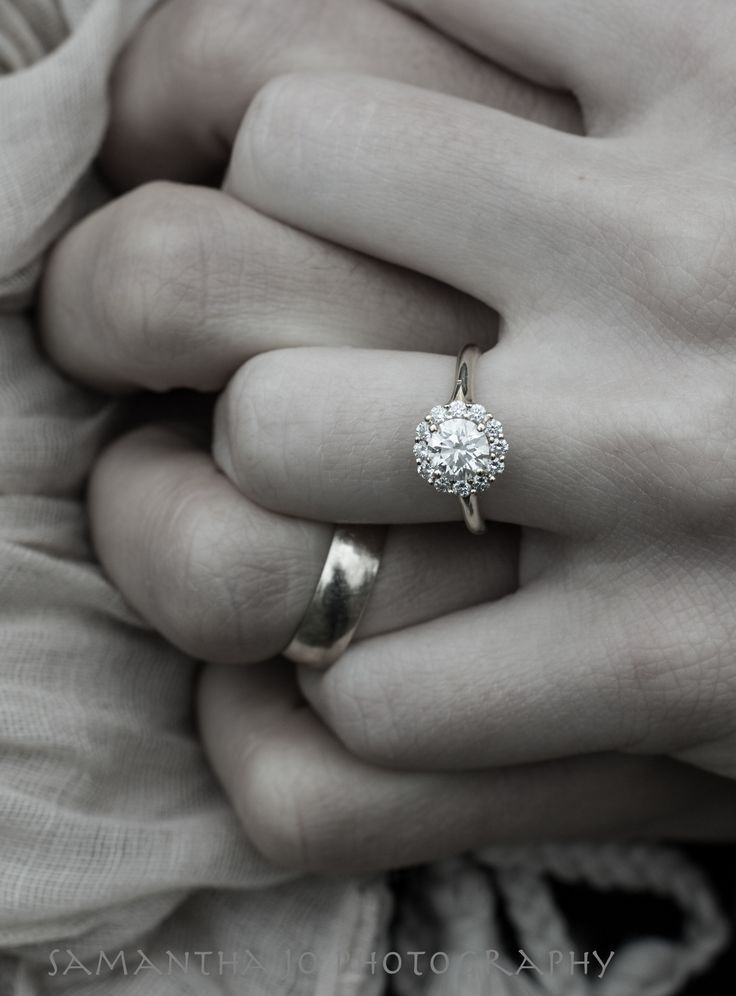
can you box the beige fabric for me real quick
[0,2,729,994]
[0,1,389,992]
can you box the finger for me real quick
[227,74,606,311]
[295,560,729,774]
[103,0,579,188]
[213,346,620,535]
[199,660,736,873]
[89,423,518,665]
[390,0,672,118]
[40,182,493,394]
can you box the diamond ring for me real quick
[414,344,508,535]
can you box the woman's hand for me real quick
[41,0,736,871]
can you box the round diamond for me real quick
[415,407,508,495]
[429,419,490,474]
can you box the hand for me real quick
[37,0,560,869]
[41,0,736,871]
[40,0,542,658]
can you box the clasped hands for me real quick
[41,0,736,871]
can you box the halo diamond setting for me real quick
[414,401,508,499]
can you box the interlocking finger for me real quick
[104,0,579,189]
[199,659,736,872]
[227,74,606,311]
[41,184,494,393]
[89,423,518,665]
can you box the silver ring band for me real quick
[451,344,486,534]
[282,525,386,669]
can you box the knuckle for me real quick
[664,7,736,94]
[678,374,736,521]
[683,204,736,334]
[637,367,736,525]
[588,184,736,526]
[93,182,192,385]
[666,214,736,326]
[237,744,312,869]
[612,573,736,751]
[319,656,409,767]
[656,7,710,74]
[602,181,736,335]
[154,483,293,664]
[215,352,288,497]
[151,486,230,657]
[94,182,227,390]
[238,742,344,871]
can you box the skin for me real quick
[41,0,736,872]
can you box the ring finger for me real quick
[89,423,518,665]
[213,344,659,535]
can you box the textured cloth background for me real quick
[0,2,390,993]
[0,3,730,995]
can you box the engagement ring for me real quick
[414,344,508,534]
